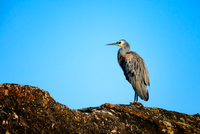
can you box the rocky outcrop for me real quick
[0,84,199,134]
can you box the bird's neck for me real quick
[119,47,130,56]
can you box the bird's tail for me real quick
[136,85,149,101]
[142,85,149,101]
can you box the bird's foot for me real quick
[130,101,144,107]
[130,100,139,105]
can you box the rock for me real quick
[0,84,199,134]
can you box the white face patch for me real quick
[120,40,125,44]
[117,40,126,47]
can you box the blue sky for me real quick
[1,0,200,115]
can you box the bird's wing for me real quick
[121,52,150,101]
[122,52,150,87]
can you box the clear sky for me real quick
[1,0,200,115]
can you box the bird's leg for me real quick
[131,92,138,104]
[136,94,138,104]
[134,92,137,103]
[136,93,138,104]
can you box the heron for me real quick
[107,39,150,103]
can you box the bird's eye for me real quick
[118,41,121,44]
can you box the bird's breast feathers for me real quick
[124,53,134,60]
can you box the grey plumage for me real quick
[107,39,150,103]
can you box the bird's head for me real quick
[107,39,129,48]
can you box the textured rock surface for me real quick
[0,84,199,134]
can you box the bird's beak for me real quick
[107,42,123,47]
[106,43,118,46]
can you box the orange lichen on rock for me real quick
[18,99,22,102]
[43,101,48,105]
[131,111,141,116]
[105,103,109,107]
[8,87,13,90]
[123,108,131,113]
[105,103,115,109]
[18,93,23,98]
[115,106,120,110]
[29,94,34,99]
[19,88,22,93]
[15,90,19,94]
[160,124,166,130]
